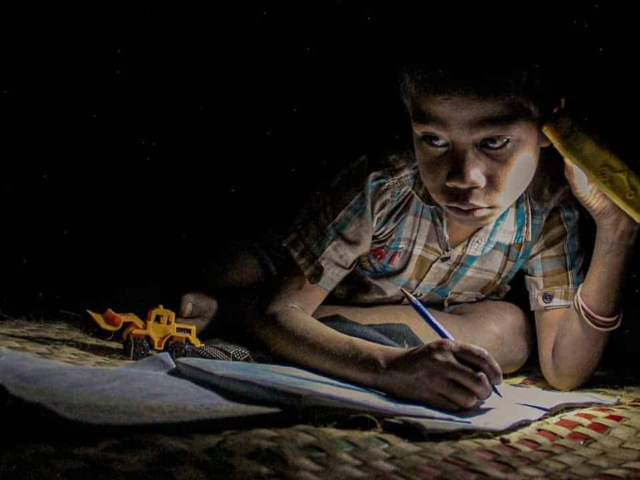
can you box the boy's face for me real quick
[411,94,550,229]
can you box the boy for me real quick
[179,61,638,412]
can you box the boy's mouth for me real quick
[445,203,494,218]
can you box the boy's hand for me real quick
[177,291,218,335]
[379,339,503,411]
[564,158,638,233]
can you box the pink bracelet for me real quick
[574,285,622,332]
[576,284,621,323]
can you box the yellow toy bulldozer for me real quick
[87,305,202,360]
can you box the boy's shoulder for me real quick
[324,149,419,201]
[292,150,419,230]
[372,149,419,179]
[335,149,418,182]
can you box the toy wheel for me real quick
[166,340,191,359]
[123,337,150,360]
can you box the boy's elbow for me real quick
[547,377,584,392]
[539,341,596,391]
[541,367,590,391]
[264,301,306,320]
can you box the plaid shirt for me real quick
[285,151,585,311]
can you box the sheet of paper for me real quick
[0,347,618,434]
[0,348,280,426]
[176,357,618,432]
[176,357,465,421]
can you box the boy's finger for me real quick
[446,365,493,402]
[412,391,466,413]
[437,378,483,410]
[452,343,503,386]
[564,157,592,196]
[179,300,194,318]
[178,292,218,319]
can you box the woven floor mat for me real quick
[2,317,640,479]
[0,318,131,367]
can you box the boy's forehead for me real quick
[411,94,536,130]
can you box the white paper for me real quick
[0,348,280,426]
[176,358,618,432]
[0,347,616,433]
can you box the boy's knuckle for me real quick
[460,393,479,409]
[433,339,455,352]
[474,371,488,384]
[431,351,451,364]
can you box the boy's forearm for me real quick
[315,300,531,372]
[249,304,401,390]
[540,224,638,390]
[253,302,506,410]
[582,224,639,312]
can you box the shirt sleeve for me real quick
[283,156,391,291]
[521,198,585,311]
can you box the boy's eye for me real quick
[420,134,447,148]
[480,137,510,150]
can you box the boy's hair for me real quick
[398,61,562,125]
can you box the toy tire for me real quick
[166,340,191,359]
[123,337,150,360]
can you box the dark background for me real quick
[1,2,638,363]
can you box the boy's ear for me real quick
[538,130,552,148]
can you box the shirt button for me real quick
[542,291,554,304]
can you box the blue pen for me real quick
[400,288,502,398]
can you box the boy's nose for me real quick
[444,152,486,190]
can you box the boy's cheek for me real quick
[417,161,445,187]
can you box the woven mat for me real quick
[2,318,640,479]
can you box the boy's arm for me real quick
[535,160,639,390]
[254,265,503,412]
[313,300,532,373]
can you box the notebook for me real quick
[0,347,617,433]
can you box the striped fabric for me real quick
[284,151,584,311]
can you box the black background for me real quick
[1,2,639,364]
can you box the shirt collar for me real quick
[466,191,532,256]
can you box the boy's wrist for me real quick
[365,345,408,391]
